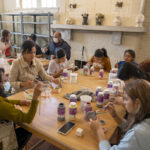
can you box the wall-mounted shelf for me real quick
[51,24,146,45]
[0,12,53,52]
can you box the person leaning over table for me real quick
[47,49,69,78]
[113,62,150,106]
[89,79,150,150]
[87,48,111,72]
[9,40,59,92]
[0,83,42,150]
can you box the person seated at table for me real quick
[47,49,69,77]
[0,83,42,150]
[0,29,12,57]
[0,68,11,97]
[44,32,71,60]
[87,48,111,72]
[139,59,150,74]
[47,49,69,78]
[115,62,150,105]
[89,79,150,150]
[115,49,138,69]
[117,62,150,85]
[29,33,43,58]
[9,40,59,92]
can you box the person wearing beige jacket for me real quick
[9,40,59,92]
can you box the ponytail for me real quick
[101,48,108,58]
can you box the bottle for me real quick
[99,69,104,79]
[97,92,104,108]
[95,86,102,97]
[57,103,65,121]
[107,81,113,88]
[70,94,77,103]
[83,66,89,76]
[112,83,119,96]
[69,102,77,121]
[103,89,110,104]
[62,69,68,79]
[84,102,92,120]
[89,66,94,75]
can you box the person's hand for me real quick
[57,69,63,75]
[89,118,106,142]
[21,80,34,88]
[52,78,60,85]
[89,119,101,133]
[105,102,117,118]
[87,62,92,66]
[114,97,124,105]
[44,48,48,53]
[20,100,31,106]
[33,83,42,100]
[50,55,55,59]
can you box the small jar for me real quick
[99,69,104,79]
[103,89,110,103]
[113,83,119,96]
[83,66,89,76]
[111,68,118,74]
[95,86,102,97]
[62,69,68,79]
[89,66,94,75]
[69,102,77,121]
[70,94,77,103]
[97,92,104,108]
[107,81,113,88]
[57,103,65,121]
[84,102,92,120]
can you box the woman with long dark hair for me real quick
[89,79,150,150]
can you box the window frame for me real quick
[16,0,58,9]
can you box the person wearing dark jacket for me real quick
[45,32,71,60]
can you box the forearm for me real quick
[0,100,38,123]
[52,72,62,78]
[97,128,107,142]
[1,97,20,105]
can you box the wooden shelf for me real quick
[51,24,146,33]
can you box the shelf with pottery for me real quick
[51,24,146,45]
[51,24,146,33]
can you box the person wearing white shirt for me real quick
[47,49,69,78]
[89,79,150,150]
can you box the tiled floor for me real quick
[26,135,61,150]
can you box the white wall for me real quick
[1,0,150,67]
[0,0,4,12]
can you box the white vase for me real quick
[136,14,145,27]
[113,16,121,26]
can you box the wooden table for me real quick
[8,72,125,150]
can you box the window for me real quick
[41,0,57,8]
[16,0,20,8]
[22,0,37,8]
[16,0,57,9]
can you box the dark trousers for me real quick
[15,127,32,150]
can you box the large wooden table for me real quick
[8,72,125,150]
